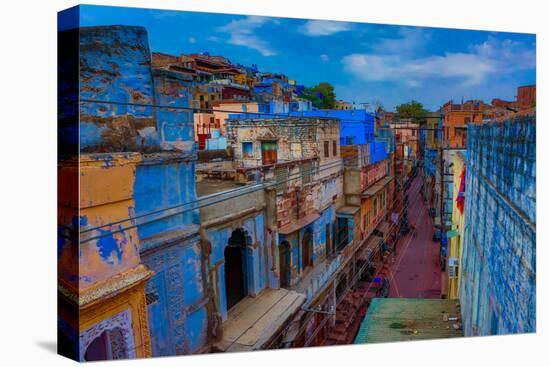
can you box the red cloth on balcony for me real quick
[456,166,466,215]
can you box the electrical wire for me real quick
[70,158,348,243]
[77,156,350,235]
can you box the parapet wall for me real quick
[460,113,536,335]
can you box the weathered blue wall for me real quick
[312,204,336,263]
[141,236,208,356]
[460,114,536,336]
[152,69,195,152]
[79,26,158,152]
[206,213,270,321]
[134,158,199,242]
[135,76,205,355]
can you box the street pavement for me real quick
[387,175,442,299]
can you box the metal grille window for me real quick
[301,162,312,185]
[275,167,289,192]
[333,140,337,156]
[324,141,329,157]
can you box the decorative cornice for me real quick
[58,265,154,308]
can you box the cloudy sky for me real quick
[76,5,536,111]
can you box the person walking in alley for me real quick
[410,223,417,237]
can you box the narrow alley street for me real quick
[388,175,442,299]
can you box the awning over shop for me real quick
[447,230,460,238]
[357,220,393,261]
[278,212,320,235]
[361,176,393,198]
[357,234,384,262]
[336,205,360,218]
[215,288,306,352]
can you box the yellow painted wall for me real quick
[73,153,153,359]
[78,153,143,290]
[448,152,466,299]
[360,187,388,240]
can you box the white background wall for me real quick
[0,1,547,367]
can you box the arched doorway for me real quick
[279,241,291,288]
[224,229,249,311]
[301,228,313,271]
[83,327,128,361]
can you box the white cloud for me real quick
[377,27,431,55]
[343,36,534,88]
[188,37,197,44]
[471,36,535,71]
[217,16,277,56]
[320,54,329,62]
[301,20,352,36]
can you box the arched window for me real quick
[84,327,128,361]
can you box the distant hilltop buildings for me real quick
[439,84,536,148]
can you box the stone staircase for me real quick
[324,262,392,345]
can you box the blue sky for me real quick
[75,5,536,111]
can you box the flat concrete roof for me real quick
[196,178,244,197]
[214,288,306,352]
[354,298,463,344]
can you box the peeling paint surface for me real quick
[152,69,195,152]
[461,114,536,335]
[79,26,158,152]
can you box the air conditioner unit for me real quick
[448,257,459,277]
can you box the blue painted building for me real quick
[78,25,210,356]
[460,113,536,335]
[136,69,209,356]
[289,109,375,146]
